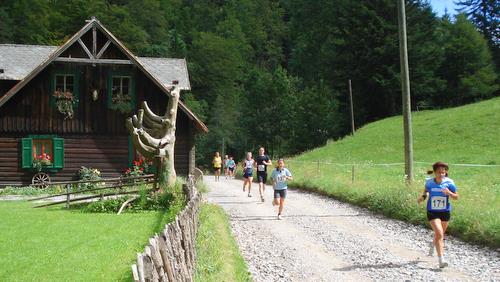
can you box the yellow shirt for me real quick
[213,156,222,168]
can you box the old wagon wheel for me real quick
[32,172,51,188]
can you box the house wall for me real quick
[0,62,194,186]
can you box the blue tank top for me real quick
[425,177,457,212]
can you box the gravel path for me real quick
[205,176,500,282]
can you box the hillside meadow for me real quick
[287,98,500,247]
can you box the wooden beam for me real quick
[96,40,111,59]
[77,38,94,59]
[54,57,133,64]
[92,26,97,57]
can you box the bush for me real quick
[0,185,63,196]
[82,181,186,213]
[77,166,103,190]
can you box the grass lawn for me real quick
[0,200,182,281]
[195,203,251,282]
[287,97,500,248]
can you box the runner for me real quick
[255,147,272,202]
[417,161,458,268]
[271,158,292,220]
[242,152,254,197]
[227,156,236,179]
[212,152,222,182]
[223,155,229,179]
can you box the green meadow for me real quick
[0,200,183,281]
[287,97,500,247]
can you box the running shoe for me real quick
[248,194,252,197]
[277,214,283,220]
[428,241,435,256]
[261,196,265,202]
[439,260,448,268]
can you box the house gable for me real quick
[0,17,207,133]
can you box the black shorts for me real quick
[214,166,221,171]
[274,189,287,199]
[257,172,267,183]
[427,211,451,221]
[229,167,234,172]
[243,170,253,178]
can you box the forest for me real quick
[0,0,498,165]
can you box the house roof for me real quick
[0,18,206,132]
[0,44,191,90]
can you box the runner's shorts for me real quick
[427,211,451,221]
[257,172,267,183]
[229,167,234,172]
[274,189,287,199]
[243,169,253,178]
[213,166,221,171]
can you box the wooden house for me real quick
[0,18,208,186]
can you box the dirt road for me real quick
[205,176,499,281]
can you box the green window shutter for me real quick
[21,138,33,168]
[52,138,64,168]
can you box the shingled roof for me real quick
[0,44,191,90]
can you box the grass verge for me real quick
[195,203,251,282]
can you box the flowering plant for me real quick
[32,153,52,172]
[78,166,102,190]
[123,158,150,178]
[53,89,78,119]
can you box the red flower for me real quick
[125,168,131,174]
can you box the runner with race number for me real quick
[255,147,272,202]
[418,161,459,268]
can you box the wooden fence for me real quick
[132,176,201,282]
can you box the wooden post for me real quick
[348,79,355,135]
[397,0,414,183]
[66,184,70,208]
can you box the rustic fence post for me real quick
[66,184,71,208]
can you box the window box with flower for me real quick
[32,153,52,172]
[53,89,79,119]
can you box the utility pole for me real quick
[348,79,355,135]
[221,137,225,159]
[397,0,414,183]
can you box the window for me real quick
[111,76,132,104]
[21,136,64,169]
[55,74,75,93]
[108,72,135,114]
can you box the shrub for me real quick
[77,166,102,190]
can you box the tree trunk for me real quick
[126,85,180,189]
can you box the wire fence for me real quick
[284,159,500,187]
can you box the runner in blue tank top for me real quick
[418,162,459,268]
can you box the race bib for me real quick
[258,165,265,171]
[276,175,286,183]
[430,196,447,210]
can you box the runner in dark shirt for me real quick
[255,147,272,202]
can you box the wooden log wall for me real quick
[132,180,201,282]
[0,134,190,186]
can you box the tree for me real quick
[437,14,498,106]
[456,0,499,46]
[456,0,500,68]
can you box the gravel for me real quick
[206,177,500,282]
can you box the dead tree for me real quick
[126,85,180,190]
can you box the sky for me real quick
[429,0,459,16]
